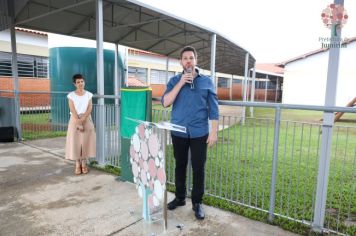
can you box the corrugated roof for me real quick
[0,0,255,76]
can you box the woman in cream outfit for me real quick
[65,74,96,175]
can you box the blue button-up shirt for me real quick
[162,69,219,138]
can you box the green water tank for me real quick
[49,47,124,124]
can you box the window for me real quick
[255,80,266,89]
[218,77,230,88]
[17,56,34,77]
[254,80,277,89]
[0,52,48,78]
[128,67,147,84]
[34,57,49,78]
[232,79,242,84]
[0,53,11,76]
[267,80,277,89]
[150,69,175,84]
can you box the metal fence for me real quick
[0,91,120,167]
[92,102,120,167]
[153,102,356,236]
[1,92,355,235]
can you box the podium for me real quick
[127,118,186,230]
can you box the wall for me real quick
[150,84,166,97]
[0,30,50,107]
[0,30,48,57]
[0,77,50,106]
[1,31,280,102]
[231,83,243,100]
[217,88,230,100]
[283,42,356,106]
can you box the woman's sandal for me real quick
[75,163,82,175]
[81,161,89,174]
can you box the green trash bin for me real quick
[120,87,152,182]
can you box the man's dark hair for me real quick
[180,46,197,59]
[72,74,84,83]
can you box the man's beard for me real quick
[184,65,194,72]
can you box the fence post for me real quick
[96,104,106,165]
[313,114,333,232]
[268,106,281,222]
[313,0,343,232]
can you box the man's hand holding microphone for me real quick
[181,67,194,89]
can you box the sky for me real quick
[136,0,356,63]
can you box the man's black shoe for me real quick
[192,203,205,220]
[167,198,186,210]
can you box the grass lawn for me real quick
[251,107,356,125]
[20,113,67,140]
[164,107,356,235]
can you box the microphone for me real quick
[186,67,194,89]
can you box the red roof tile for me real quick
[127,76,147,87]
[128,48,165,57]
[255,63,284,75]
[15,27,48,36]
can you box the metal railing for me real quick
[1,92,355,235]
[0,91,120,167]
[153,101,356,236]
[92,103,120,167]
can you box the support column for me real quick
[242,52,249,124]
[265,75,268,102]
[96,0,105,165]
[275,77,279,102]
[229,74,233,100]
[165,57,170,84]
[312,0,344,232]
[114,44,120,103]
[210,34,216,89]
[8,0,21,140]
[114,43,120,153]
[125,47,129,86]
[10,27,22,140]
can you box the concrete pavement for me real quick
[0,138,300,236]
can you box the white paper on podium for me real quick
[126,117,186,133]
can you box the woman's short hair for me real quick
[72,74,84,83]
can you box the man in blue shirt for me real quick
[162,46,219,220]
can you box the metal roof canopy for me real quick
[1,0,255,75]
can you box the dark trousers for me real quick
[171,134,208,204]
